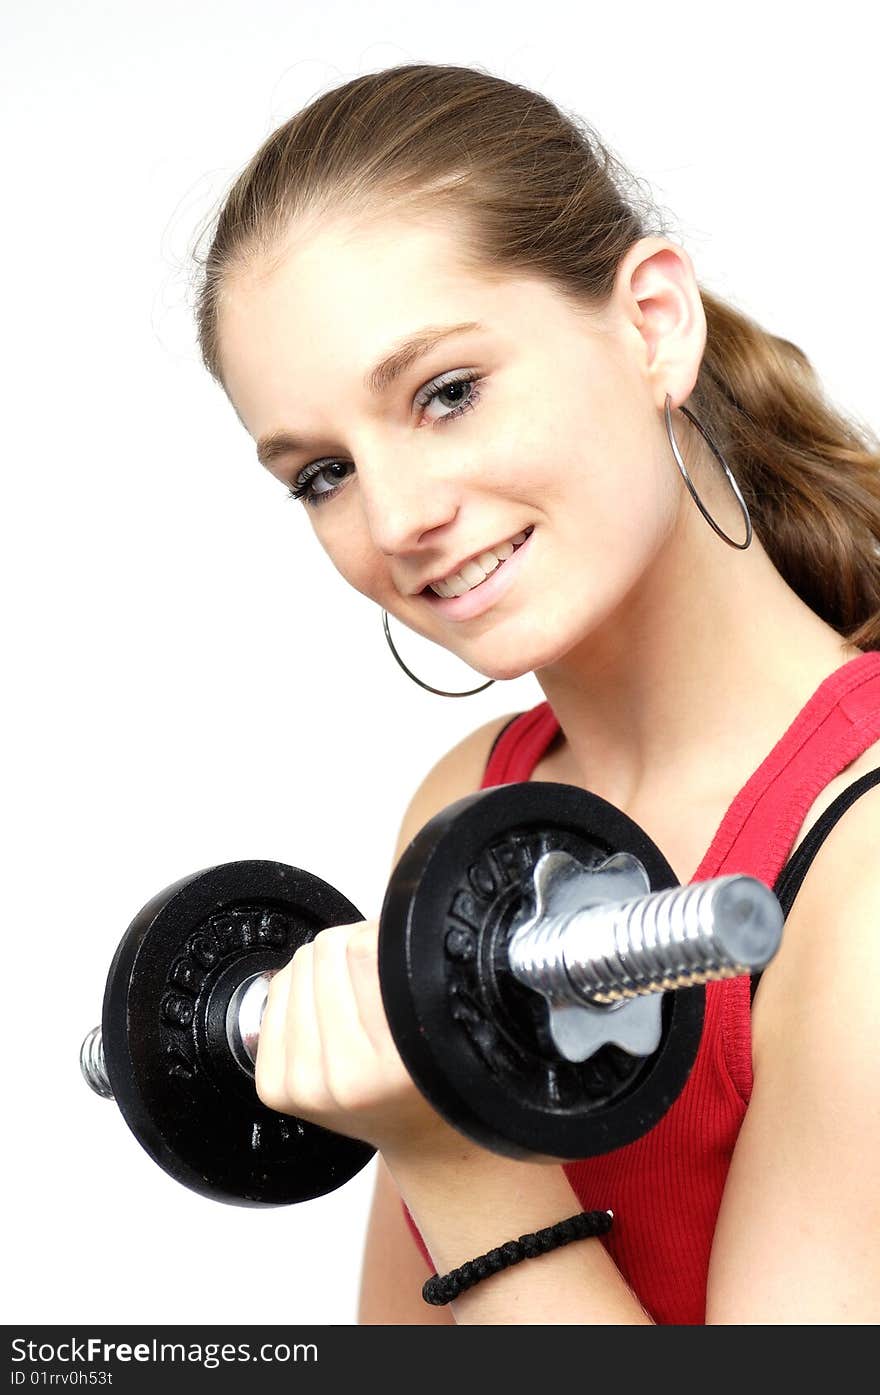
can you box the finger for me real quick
[282,938,330,1110]
[311,922,379,1073]
[254,956,293,1110]
[346,920,403,1064]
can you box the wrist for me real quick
[382,1142,586,1264]
[380,1116,484,1177]
[421,1210,614,1307]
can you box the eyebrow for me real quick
[256,320,484,468]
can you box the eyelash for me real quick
[285,370,484,508]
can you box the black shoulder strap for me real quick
[750,766,880,1003]
[487,713,525,763]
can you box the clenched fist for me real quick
[254,919,459,1159]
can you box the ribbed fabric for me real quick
[401,650,880,1323]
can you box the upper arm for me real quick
[706,782,880,1323]
[356,712,520,1325]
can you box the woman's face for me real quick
[218,213,686,681]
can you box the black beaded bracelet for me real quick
[421,1209,614,1306]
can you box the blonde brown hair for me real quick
[193,62,880,649]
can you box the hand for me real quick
[254,919,458,1158]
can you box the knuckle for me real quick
[311,924,343,960]
[284,1058,327,1114]
[325,1062,372,1113]
[323,1038,371,1105]
[254,1067,285,1114]
[346,920,378,964]
[286,941,313,981]
[266,964,288,1001]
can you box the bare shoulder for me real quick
[707,764,880,1320]
[752,760,880,1067]
[391,712,522,864]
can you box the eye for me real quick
[285,369,484,508]
[415,370,482,423]
[286,460,353,505]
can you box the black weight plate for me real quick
[102,860,375,1206]
[380,783,704,1160]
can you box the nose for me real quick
[358,445,461,556]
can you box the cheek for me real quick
[545,437,678,594]
[479,417,564,502]
[562,399,678,529]
[322,532,387,600]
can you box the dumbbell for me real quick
[80,782,782,1207]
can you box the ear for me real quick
[612,236,707,412]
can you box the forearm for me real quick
[382,1133,653,1325]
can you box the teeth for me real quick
[429,529,530,598]
[461,560,487,587]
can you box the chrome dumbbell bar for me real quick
[80,968,275,1098]
[82,852,781,1097]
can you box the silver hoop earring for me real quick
[381,609,496,697]
[664,394,752,549]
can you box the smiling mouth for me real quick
[421,526,535,598]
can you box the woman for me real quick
[192,63,880,1323]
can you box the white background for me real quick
[3,0,877,1325]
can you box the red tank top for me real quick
[400,650,880,1324]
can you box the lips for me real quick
[419,526,534,596]
[418,523,535,621]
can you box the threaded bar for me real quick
[509,874,782,1006]
[80,1025,114,1099]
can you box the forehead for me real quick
[217,214,570,438]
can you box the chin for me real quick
[476,635,570,683]
[480,659,534,683]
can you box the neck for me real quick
[532,499,861,816]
